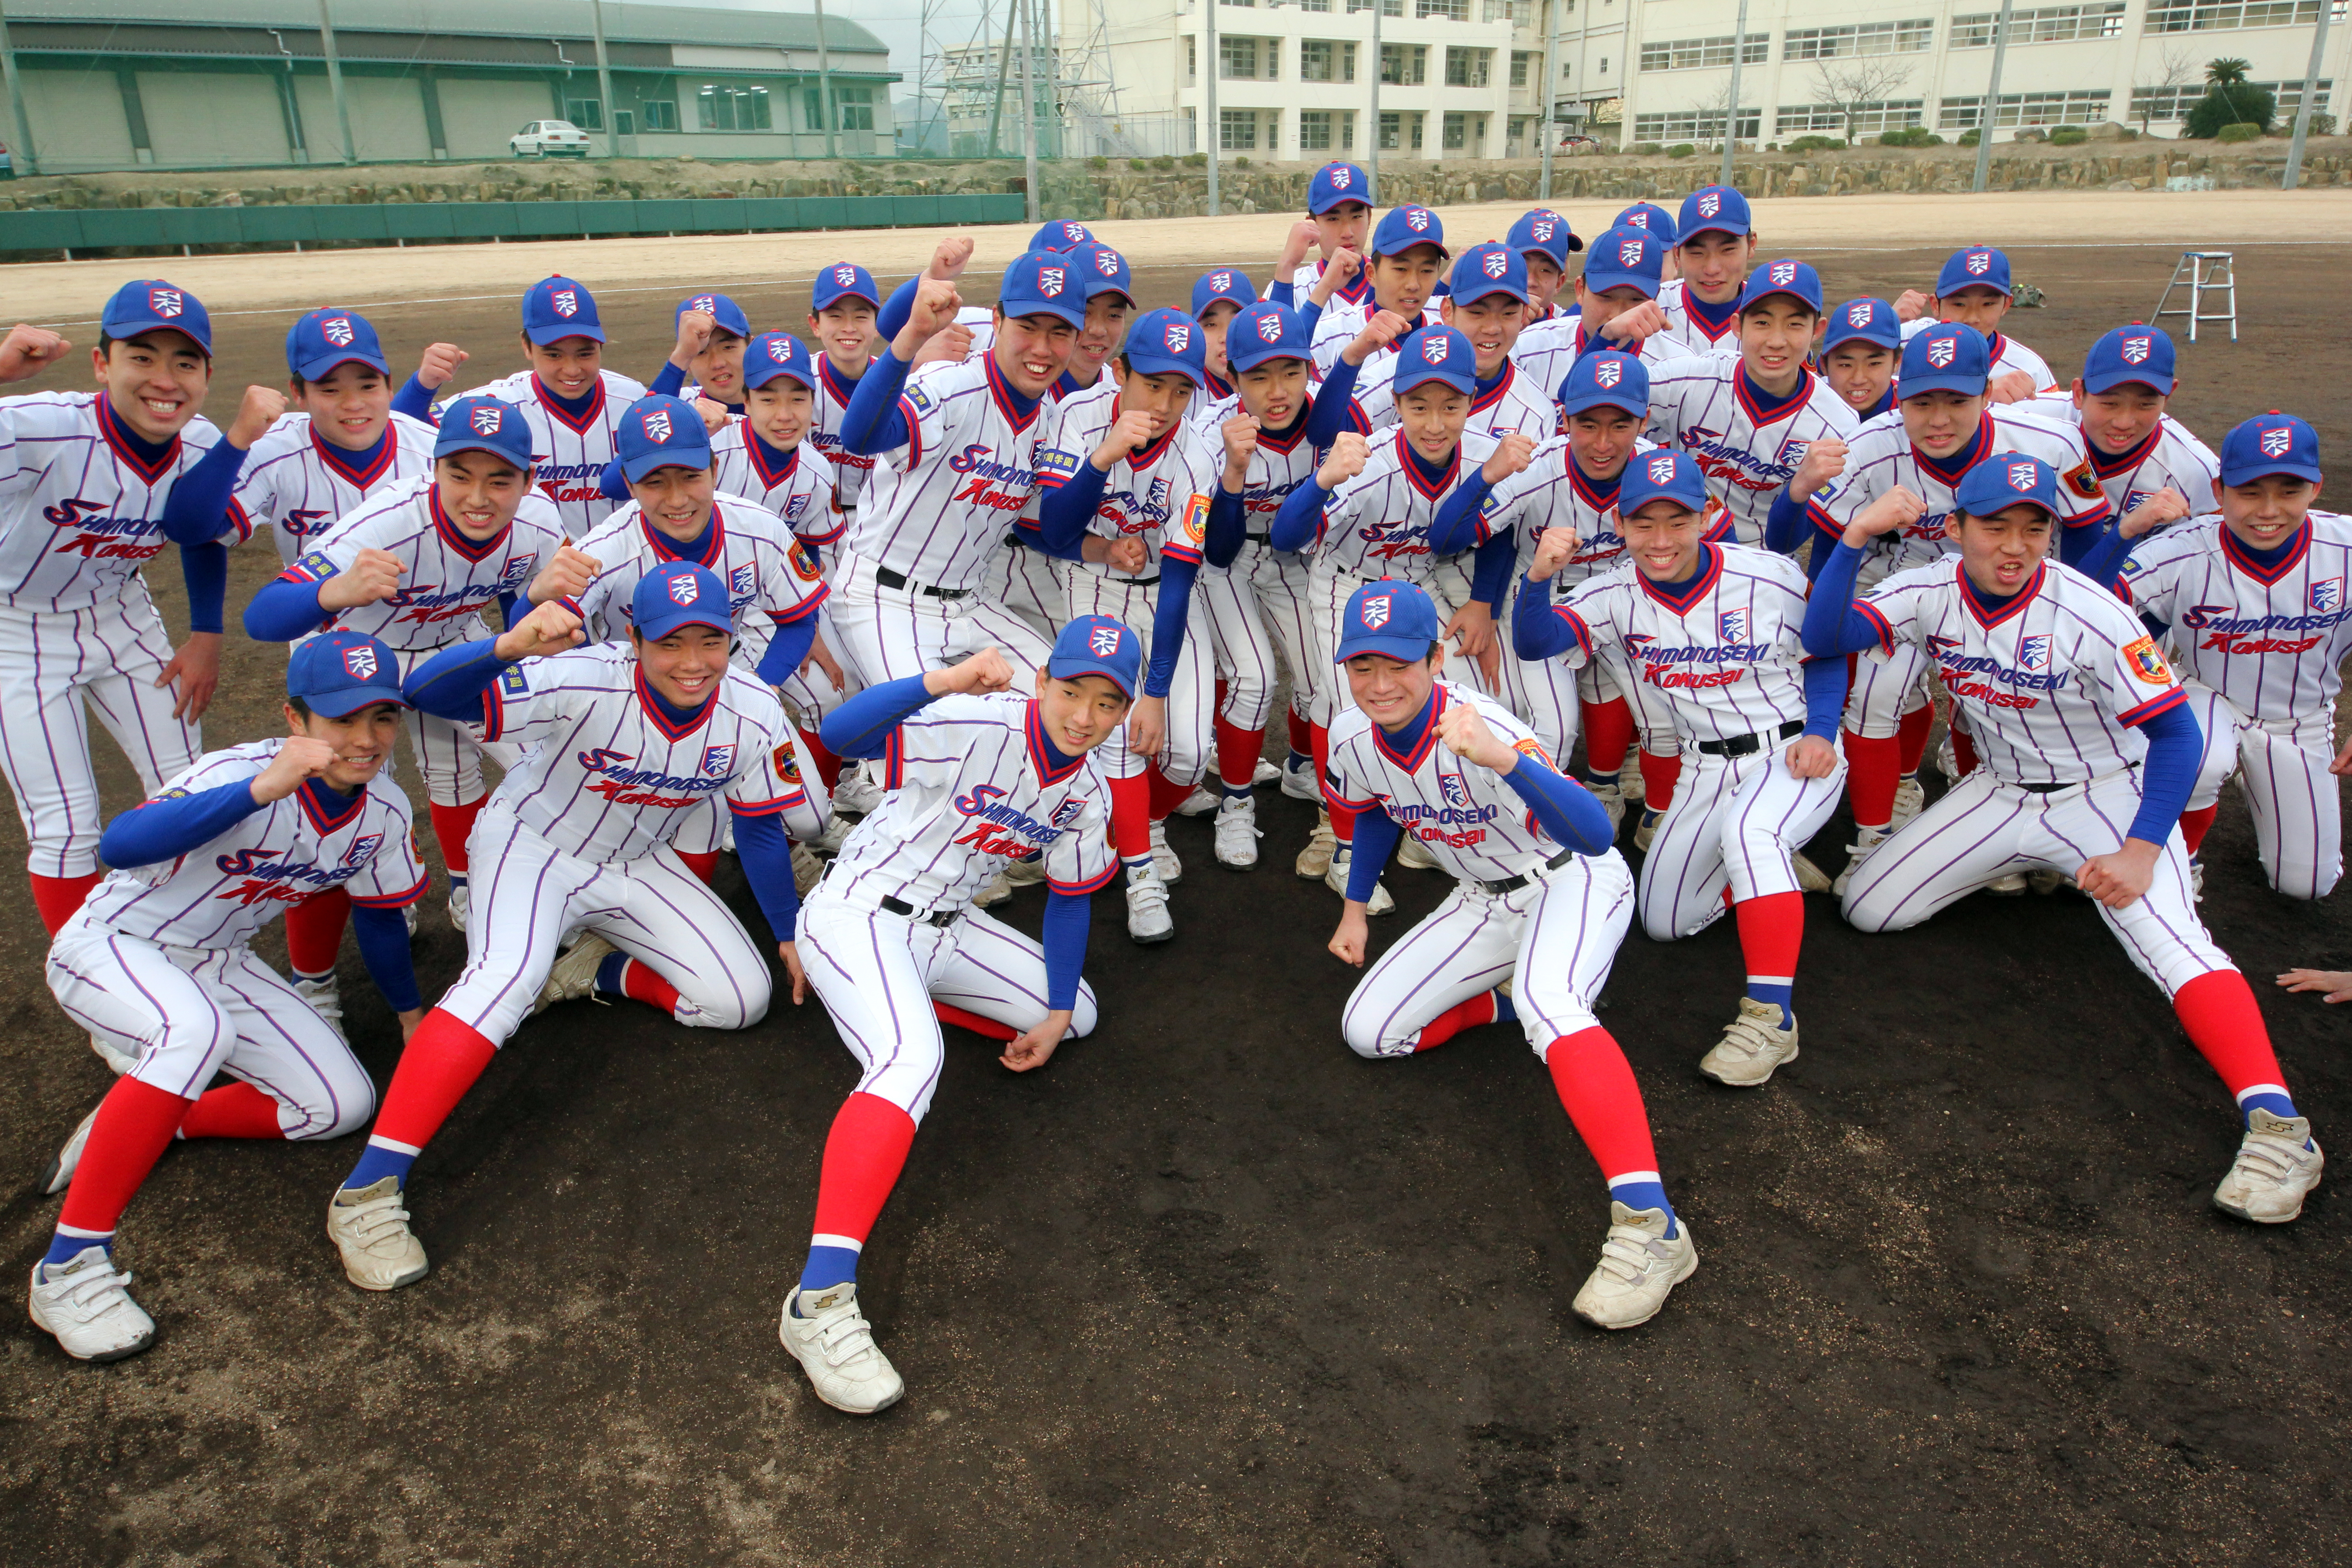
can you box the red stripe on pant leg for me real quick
[428,797,487,877]
[1287,710,1312,757]
[2180,804,2221,856]
[178,1081,287,1140]
[1544,1027,1661,1181]
[1733,891,1805,986]
[1580,697,1635,775]
[1638,750,1681,812]
[797,725,843,794]
[810,1091,919,1246]
[284,887,351,977]
[2173,970,2291,1099]
[935,1002,1018,1041]
[1897,700,1935,776]
[677,850,720,886]
[58,1077,195,1235]
[1842,731,1901,830]
[1215,717,1261,790]
[1413,991,1498,1052]
[620,959,682,1017]
[369,1008,499,1153]
[1107,772,1152,861]
[29,872,103,936]
[1146,762,1193,821]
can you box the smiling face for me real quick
[745,380,814,452]
[627,463,718,542]
[1069,294,1133,386]
[1736,299,1823,393]
[688,327,747,402]
[434,451,532,539]
[289,699,404,794]
[1033,669,1131,754]
[1574,280,1652,337]
[2073,383,2169,456]
[2215,474,2322,553]
[1395,382,1470,464]
[1316,200,1372,258]
[1900,388,1988,460]
[1344,647,1441,731]
[1235,357,1310,429]
[1935,284,2010,337]
[293,362,392,453]
[1110,363,1195,436]
[1822,343,1895,414]
[1441,294,1525,377]
[1947,503,2053,596]
[1523,253,1565,314]
[1197,300,1240,379]
[808,300,879,370]
[1622,498,1706,583]
[993,310,1080,399]
[524,333,603,399]
[1371,246,1446,317]
[1567,408,1643,480]
[1676,232,1756,304]
[632,623,732,709]
[95,331,210,441]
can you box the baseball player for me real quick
[323,564,824,1291]
[805,263,883,523]
[1653,187,1757,356]
[242,394,576,941]
[1506,209,1584,327]
[1804,454,2324,1225]
[1320,578,1694,1330]
[2114,413,2352,900]
[700,334,847,561]
[1515,450,1850,1088]
[1612,201,1678,252]
[29,630,427,1362]
[2053,327,2219,585]
[1895,248,2056,401]
[450,275,647,538]
[1266,163,1375,313]
[1187,267,1256,418]
[1817,299,1901,421]
[1307,204,1449,374]
[873,228,1092,376]
[1514,226,1677,401]
[778,619,1132,1414]
[648,291,750,414]
[1327,244,1556,445]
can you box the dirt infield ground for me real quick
[0,204,2349,1565]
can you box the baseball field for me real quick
[1,187,2347,1565]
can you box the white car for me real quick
[511,120,592,158]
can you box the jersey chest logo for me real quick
[213,846,358,903]
[951,783,1065,858]
[41,498,165,561]
[2313,577,2343,613]
[1717,608,1748,645]
[286,508,333,538]
[701,744,736,777]
[343,831,383,867]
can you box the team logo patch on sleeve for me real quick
[773,741,802,783]
[2063,461,2102,500]
[1036,447,1083,483]
[2122,634,2173,685]
[497,664,532,699]
[787,543,820,583]
[294,549,339,581]
[700,744,736,777]
[2312,577,2343,613]
[1512,737,1553,768]
[1180,492,1210,547]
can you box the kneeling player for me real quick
[1322,582,1694,1329]
[779,619,1130,1414]
[32,633,428,1361]
[323,566,826,1290]
[1806,456,2324,1223]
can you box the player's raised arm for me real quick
[1800,488,1923,658]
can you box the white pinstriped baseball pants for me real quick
[822,545,1053,691]
[1195,539,1317,736]
[1640,747,1847,942]
[980,534,1068,644]
[2180,683,2342,900]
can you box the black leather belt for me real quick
[1697,720,1805,758]
[1479,849,1576,895]
[1106,573,1162,588]
[880,894,960,927]
[874,565,970,599]
[1003,530,1025,550]
[1245,531,1271,544]
[2018,762,2134,795]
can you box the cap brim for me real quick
[1822,330,1899,354]
[1898,375,1989,399]
[1392,371,1475,397]
[294,351,390,381]
[1226,345,1306,372]
[1333,633,1433,665]
[2082,369,2171,394]
[635,608,734,641]
[1310,194,1370,214]
[1375,241,1451,261]
[1452,283,1528,306]
[1580,270,1659,299]
[744,366,816,391]
[108,318,211,354]
[433,437,533,468]
[813,288,881,309]
[525,323,607,345]
[2222,460,2324,486]
[1678,220,1748,242]
[619,448,714,482]
[1738,287,1821,315]
[303,683,409,717]
[1560,392,1646,418]
[1193,296,1251,320]
[1045,656,1135,698]
[1121,353,1204,387]
[1938,279,2012,299]
[1005,300,1087,330]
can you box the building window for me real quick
[837,83,874,131]
[1774,99,1924,135]
[1221,108,1259,149]
[1782,20,1935,59]
[1442,111,1467,148]
[566,98,604,130]
[1419,0,1468,17]
[1381,43,1429,84]
[1186,36,1197,82]
[1300,110,1334,149]
[698,83,772,131]
[1299,0,1332,10]
[1221,35,1264,78]
[1445,48,1493,87]
[1380,110,1402,148]
[1936,89,2113,128]
[615,109,636,135]
[641,98,678,131]
[1412,111,1425,148]
[1630,107,1763,140]
[2133,77,2331,120]
[1301,39,1358,82]
[1385,0,1404,15]
[1510,52,1533,87]
[1950,5,2126,46]
[2147,0,2343,26]
[1221,0,1254,6]
[1639,35,1772,72]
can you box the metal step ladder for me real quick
[2152,251,2238,344]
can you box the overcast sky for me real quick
[634,0,987,96]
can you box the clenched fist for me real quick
[529,542,603,604]
[931,647,1015,696]
[1528,524,1583,582]
[1318,431,1371,491]
[1221,411,1262,476]
[494,599,585,662]
[251,736,343,804]
[1437,697,1515,773]
[415,342,469,391]
[926,235,977,281]
[1845,485,1925,545]
[226,386,289,450]
[1095,408,1161,468]
[2118,486,2190,541]
[671,309,716,367]
[1343,307,1415,367]
[1790,436,1847,499]
[1483,430,1537,486]
[317,547,405,611]
[0,323,69,384]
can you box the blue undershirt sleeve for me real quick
[838,347,914,456]
[598,457,631,501]
[1269,278,1297,308]
[390,375,438,422]
[821,674,936,760]
[100,778,266,868]
[1347,810,1402,902]
[1303,358,1363,448]
[1296,301,1324,342]
[754,612,819,687]
[349,903,421,1014]
[1204,486,1246,568]
[876,276,920,343]
[1499,755,1616,854]
[159,438,247,544]
[1511,573,1578,662]
[1144,555,1202,699]
[2072,524,2138,590]
[648,361,687,398]
[1037,462,1112,559]
[1764,486,1812,556]
[403,637,509,720]
[1428,470,1493,555]
[2127,701,2202,846]
[1270,479,1333,554]
[729,806,803,941]
[1470,531,1515,610]
[1799,539,1888,658]
[241,574,329,642]
[1800,655,1849,740]
[179,542,227,635]
[1040,887,1091,1012]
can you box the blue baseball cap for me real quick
[1048,614,1142,699]
[1954,453,2062,520]
[433,395,534,470]
[522,276,605,345]
[1899,323,1991,398]
[998,252,1088,330]
[1936,247,2014,298]
[1618,450,1711,518]
[285,307,387,380]
[102,279,211,355]
[632,561,733,642]
[2081,325,2177,395]
[675,291,751,339]
[1823,298,1901,355]
[1335,579,1441,664]
[1371,204,1449,259]
[1614,203,1677,244]
[1738,258,1824,315]
[1507,208,1583,265]
[1558,351,1649,418]
[1030,220,1093,253]
[1676,186,1751,243]
[1582,227,1666,299]
[1072,240,1134,302]
[1122,308,1208,386]
[1191,267,1257,320]
[1449,243,1529,306]
[1392,326,1476,397]
[288,630,408,717]
[1308,163,1372,213]
[615,394,714,482]
[2220,413,2323,486]
[811,262,881,313]
[742,331,817,392]
[1225,302,1310,372]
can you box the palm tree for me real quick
[2207,57,2255,128]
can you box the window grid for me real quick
[1641,34,1773,72]
[1418,0,1468,17]
[1220,108,1260,150]
[1774,99,1926,135]
[1445,47,1494,87]
[1510,51,1532,87]
[1300,39,1358,82]
[1631,107,1764,140]
[1381,42,1430,84]
[2146,0,2344,26]
[1951,4,2127,46]
[1936,89,2113,128]
[2131,77,2334,118]
[1783,20,1935,59]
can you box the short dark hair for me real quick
[287,694,313,719]
[97,331,209,362]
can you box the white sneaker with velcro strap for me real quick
[2212,1110,2325,1224]
[1148,820,1182,884]
[1395,833,1441,871]
[1700,998,1798,1087]
[781,1283,905,1415]
[29,1246,155,1362]
[293,974,345,1040]
[1212,794,1261,868]
[328,1177,430,1291]
[1571,1204,1697,1330]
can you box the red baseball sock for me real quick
[1108,772,1152,863]
[1897,701,1935,776]
[810,1091,919,1249]
[935,1002,1018,1041]
[2173,970,2290,1099]
[1287,710,1312,758]
[369,1009,499,1154]
[797,725,843,794]
[1580,697,1636,777]
[284,886,352,978]
[1414,991,1499,1052]
[1735,890,1804,997]
[1638,749,1681,812]
[58,1077,193,1235]
[1313,722,1358,840]
[2180,804,2221,856]
[1842,731,1901,829]
[29,871,103,936]
[617,959,682,1016]
[1951,728,1980,779]
[1215,678,1229,716]
[1215,717,1261,790]
[1146,762,1193,820]
[428,798,487,877]
[678,850,720,886]
[178,1081,288,1140]
[1544,1027,1661,1179]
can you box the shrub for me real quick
[2217,121,2264,142]
[1630,142,1663,156]
[1785,134,1844,154]
[1958,127,1982,146]
[1129,157,1149,171]
[2184,83,2275,138]
[1152,155,1176,170]
[1665,142,1695,159]
[2048,125,2087,145]
[1233,155,1250,167]
[1181,152,1207,167]
[2310,112,2339,136]
[1087,154,1108,169]
[1877,126,1940,147]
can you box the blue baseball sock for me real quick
[343,1139,417,1193]
[1223,781,1253,801]
[44,1227,110,1269]
[1746,979,1794,1030]
[797,1243,862,1307]
[595,950,632,999]
[1606,1176,1678,1240]
[1492,986,1517,1025]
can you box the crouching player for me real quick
[1806,456,2324,1223]
[780,619,1131,1414]
[1323,581,1694,1329]
[31,632,428,1361]
[323,566,826,1290]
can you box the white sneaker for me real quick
[1295,810,1337,880]
[1792,852,1832,894]
[831,766,884,816]
[292,974,345,1039]
[1125,866,1175,944]
[29,1247,154,1362]
[1002,854,1049,886]
[1395,833,1441,871]
[535,932,617,1014]
[1324,851,1396,916]
[781,1283,905,1415]
[1890,775,1927,828]
[1280,755,1319,802]
[1587,780,1626,833]
[1571,1204,1698,1330]
[39,1106,99,1196]
[1252,757,1282,788]
[808,814,855,857]
[1213,794,1261,868]
[1617,751,1646,804]
[404,902,419,937]
[447,880,470,933]
[1700,998,1798,1088]
[1632,808,1661,853]
[972,871,1013,907]
[1175,784,1222,818]
[87,1031,137,1075]
[1831,826,1890,899]
[1985,870,2030,895]
[791,842,826,894]
[1937,734,1961,784]
[2212,1110,2325,1224]
[328,1177,429,1291]
[2028,868,2071,896]
[1148,820,1183,884]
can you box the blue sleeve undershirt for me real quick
[1470,531,1515,611]
[821,674,934,760]
[877,276,920,343]
[1040,887,1090,1012]
[1036,461,1110,559]
[1800,655,1849,740]
[839,347,915,456]
[1296,301,1324,342]
[2128,701,2200,847]
[350,904,420,1013]
[180,543,226,636]
[729,805,803,940]
[242,575,331,642]
[1270,478,1332,554]
[1346,810,1403,902]
[2071,523,2141,590]
[1428,470,1491,555]
[1511,573,1579,662]
[159,438,247,544]
[648,361,688,398]
[1799,539,1889,658]
[403,636,508,720]
[1306,358,1363,446]
[753,612,818,687]
[2057,516,2104,569]
[1144,555,1201,700]
[1499,755,1616,854]
[1204,486,1246,568]
[1269,278,1296,308]
[390,375,438,422]
[1763,486,1812,556]
[99,777,265,868]
[598,456,631,501]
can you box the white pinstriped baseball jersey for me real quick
[1901,320,2057,392]
[808,355,878,511]
[1312,430,1503,581]
[707,424,844,551]
[1188,394,1323,542]
[1308,303,1441,376]
[1473,434,1674,582]
[449,368,647,538]
[230,412,438,564]
[277,475,569,652]
[2028,399,2220,519]
[1548,541,1816,745]
[1326,680,1563,879]
[1345,355,1558,443]
[1280,257,1373,310]
[1036,378,1218,575]
[825,691,1119,911]
[0,391,227,611]
[1511,315,1683,420]
[80,739,427,948]
[2119,512,2352,731]
[467,643,818,861]
[1643,356,1861,545]
[1805,407,2111,586]
[1652,281,1744,358]
[570,495,830,644]
[1857,557,2186,784]
[844,355,1049,593]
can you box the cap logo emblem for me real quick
[1255,312,1285,344]
[2007,460,2038,492]
[1647,454,1677,483]
[2121,335,2151,365]
[1039,267,1066,297]
[1847,302,1873,326]
[149,288,183,318]
[1482,250,1509,279]
[1361,593,1392,629]
[1163,322,1192,353]
[2261,426,2293,458]
[1769,260,1797,287]
[1619,238,1644,266]
[470,404,504,435]
[689,295,716,314]
[1062,222,1088,244]
[1406,208,1431,232]
[1926,336,1957,369]
[643,408,674,444]
[668,572,700,605]
[552,289,579,318]
[323,316,354,347]
[1966,251,1992,276]
[1210,271,1232,292]
[1089,623,1123,657]
[1533,219,1555,241]
[1698,192,1721,218]
[1095,248,1122,276]
[1594,359,1623,388]
[342,643,378,681]
[1330,167,1352,189]
[767,337,791,362]
[1421,335,1449,364]
[1625,212,1651,228]
[833,265,858,288]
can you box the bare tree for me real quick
[1807,59,1914,144]
[1694,77,1736,147]
[2140,43,2201,134]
